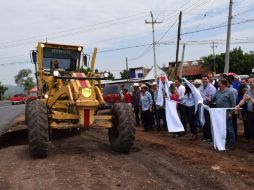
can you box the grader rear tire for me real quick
[27,100,49,158]
[108,103,136,153]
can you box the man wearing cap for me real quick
[131,83,141,126]
[232,75,241,91]
[139,84,153,131]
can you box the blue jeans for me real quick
[226,113,236,146]
[155,108,167,131]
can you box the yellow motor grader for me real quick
[27,42,135,158]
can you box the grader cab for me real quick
[27,42,135,158]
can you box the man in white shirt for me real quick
[175,78,186,132]
[175,78,186,102]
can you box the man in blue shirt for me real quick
[199,74,216,142]
[213,78,236,149]
[140,84,153,131]
[232,75,241,91]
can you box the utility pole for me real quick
[224,0,233,73]
[211,42,218,74]
[125,56,129,79]
[145,11,162,80]
[179,43,186,78]
[174,11,182,79]
[125,56,129,71]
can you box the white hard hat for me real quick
[133,83,139,87]
[152,81,157,86]
[140,84,148,89]
[194,79,202,85]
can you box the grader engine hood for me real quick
[71,73,100,128]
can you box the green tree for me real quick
[14,69,35,91]
[80,67,91,75]
[201,47,254,74]
[0,82,8,100]
[120,69,130,79]
[107,71,115,80]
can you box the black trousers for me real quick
[203,109,212,140]
[242,112,250,140]
[177,104,185,129]
[248,112,254,140]
[134,106,140,126]
[232,113,238,141]
[141,110,152,131]
[183,105,197,135]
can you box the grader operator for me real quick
[27,42,135,158]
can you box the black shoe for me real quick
[227,144,237,150]
[248,148,254,153]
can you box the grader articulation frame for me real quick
[26,42,135,158]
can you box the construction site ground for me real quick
[0,114,254,190]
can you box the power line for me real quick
[0,60,30,66]
[157,20,178,42]
[184,0,215,40]
[0,12,148,46]
[181,19,254,35]
[233,8,254,17]
[1,38,254,67]
[95,43,152,54]
[128,45,153,61]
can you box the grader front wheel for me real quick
[108,103,136,153]
[27,100,49,158]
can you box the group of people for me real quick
[120,73,254,152]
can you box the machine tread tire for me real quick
[108,103,136,153]
[28,100,49,158]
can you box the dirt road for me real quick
[0,117,254,190]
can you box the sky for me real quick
[0,0,253,85]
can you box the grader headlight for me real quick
[81,88,92,98]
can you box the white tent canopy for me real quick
[143,64,167,80]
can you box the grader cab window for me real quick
[42,47,81,72]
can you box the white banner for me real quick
[156,79,164,107]
[208,108,227,151]
[165,100,185,132]
[164,77,173,99]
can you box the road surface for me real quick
[0,125,253,190]
[0,101,25,135]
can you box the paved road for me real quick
[0,101,25,135]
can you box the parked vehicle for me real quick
[27,91,38,101]
[10,94,27,105]
[102,83,133,107]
